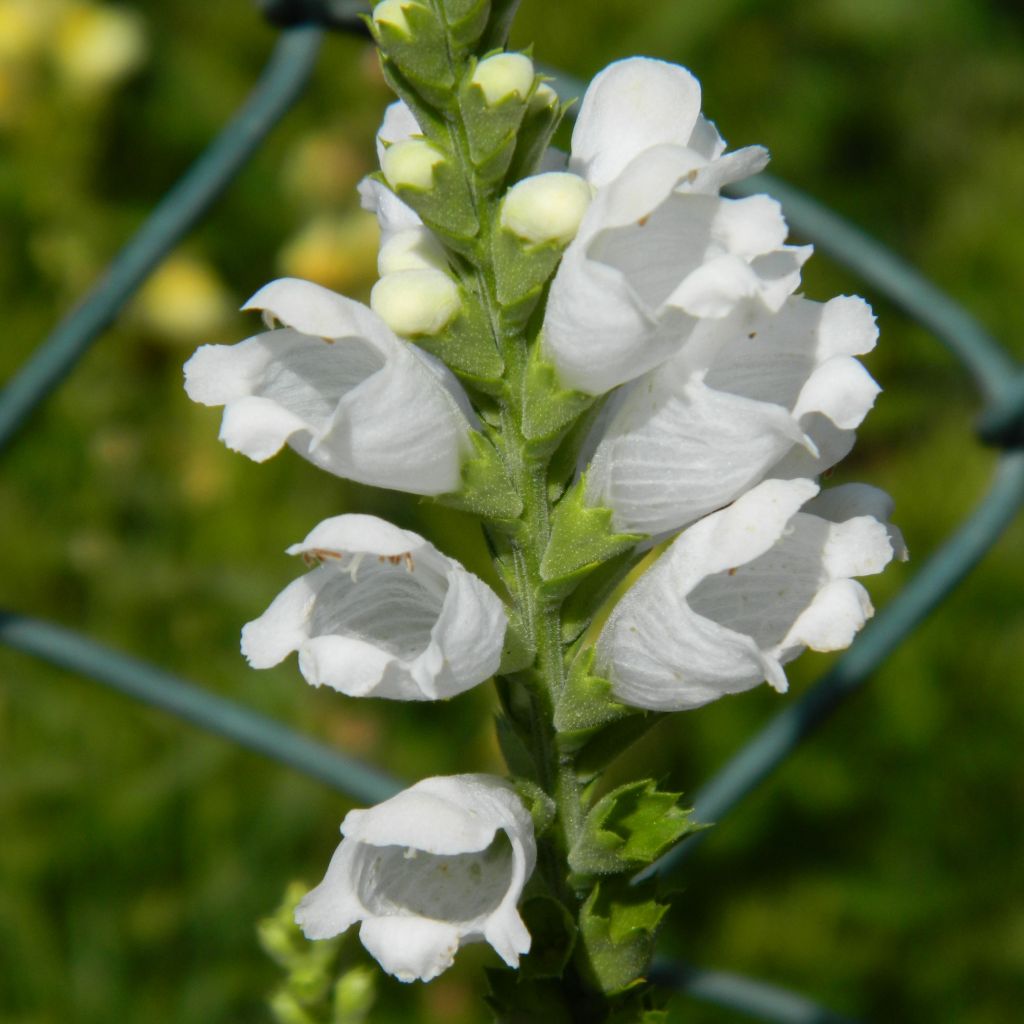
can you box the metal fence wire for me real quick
[2,7,1022,1023]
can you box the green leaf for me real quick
[498,608,535,674]
[506,92,571,185]
[521,347,595,446]
[413,301,504,390]
[433,431,522,523]
[518,895,578,980]
[437,0,491,50]
[511,778,556,837]
[569,780,696,877]
[559,548,639,645]
[554,648,632,742]
[459,64,532,185]
[479,0,521,50]
[370,5,455,108]
[385,157,480,243]
[541,478,643,591]
[578,880,667,996]
[495,715,535,779]
[492,226,566,327]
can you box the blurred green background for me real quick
[1,0,1022,1021]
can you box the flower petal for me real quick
[359,917,461,984]
[570,57,703,187]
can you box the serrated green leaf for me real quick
[579,881,667,996]
[459,68,531,183]
[511,778,556,837]
[521,347,594,445]
[389,157,480,242]
[433,431,522,523]
[569,780,695,876]
[541,478,643,590]
[370,4,455,107]
[554,648,632,741]
[413,302,504,390]
[492,226,565,326]
[437,0,491,50]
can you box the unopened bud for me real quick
[471,52,535,107]
[500,172,593,246]
[381,138,445,191]
[529,82,559,112]
[371,269,460,336]
[371,0,418,36]
[378,227,448,276]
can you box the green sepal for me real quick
[414,302,504,391]
[479,0,521,50]
[433,431,522,523]
[459,65,532,185]
[578,879,667,996]
[511,778,556,838]
[493,226,566,327]
[541,478,642,591]
[569,780,696,877]
[518,894,578,980]
[560,548,639,645]
[506,94,572,185]
[384,156,480,243]
[554,648,631,742]
[521,346,594,447]
[369,5,455,108]
[436,0,492,51]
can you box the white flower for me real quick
[585,295,881,535]
[596,478,907,711]
[183,278,475,496]
[541,57,809,395]
[358,100,426,241]
[295,774,535,983]
[240,514,507,701]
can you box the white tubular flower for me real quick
[241,514,507,700]
[183,278,474,496]
[541,57,811,395]
[586,295,881,535]
[295,774,536,983]
[596,478,907,712]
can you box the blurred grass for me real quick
[1,0,1022,1021]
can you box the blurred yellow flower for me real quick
[52,1,147,92]
[277,211,380,294]
[283,131,368,206]
[0,0,55,63]
[138,254,232,343]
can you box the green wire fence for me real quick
[2,4,1021,1021]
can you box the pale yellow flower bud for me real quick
[381,138,445,191]
[500,172,593,246]
[371,0,418,37]
[371,269,460,336]
[471,52,535,107]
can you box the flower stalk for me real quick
[185,1,906,1018]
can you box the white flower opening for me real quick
[585,294,881,535]
[295,774,536,983]
[183,278,475,496]
[241,514,507,701]
[541,57,811,395]
[596,478,907,711]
